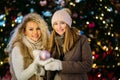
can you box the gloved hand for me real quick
[33,50,41,65]
[33,49,54,66]
[33,50,47,77]
[44,59,62,71]
[33,49,50,60]
[38,58,54,66]
[33,49,41,58]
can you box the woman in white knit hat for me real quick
[42,8,93,80]
[7,13,53,80]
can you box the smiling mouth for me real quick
[58,29,64,32]
[32,35,39,37]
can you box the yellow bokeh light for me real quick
[97,41,101,46]
[92,63,97,68]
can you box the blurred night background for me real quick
[0,0,120,80]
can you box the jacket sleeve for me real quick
[11,46,37,80]
[61,35,93,74]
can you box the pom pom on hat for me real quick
[51,8,72,27]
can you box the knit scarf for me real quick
[22,36,45,51]
[55,35,64,60]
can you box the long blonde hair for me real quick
[7,13,50,53]
[49,25,79,53]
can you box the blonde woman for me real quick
[7,13,52,80]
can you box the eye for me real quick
[53,22,57,25]
[60,21,65,24]
[36,27,40,30]
[29,28,33,31]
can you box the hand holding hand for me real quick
[38,58,54,66]
[33,49,53,67]
[44,59,62,71]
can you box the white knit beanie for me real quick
[51,8,72,27]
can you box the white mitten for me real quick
[44,59,62,71]
[33,49,51,65]
[33,49,50,60]
[33,49,41,58]
[38,58,54,66]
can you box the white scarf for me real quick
[22,36,45,51]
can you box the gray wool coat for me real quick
[47,35,93,80]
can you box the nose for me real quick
[33,29,38,34]
[57,24,62,29]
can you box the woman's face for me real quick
[25,21,41,42]
[53,21,67,36]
